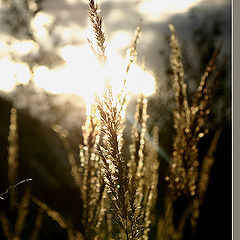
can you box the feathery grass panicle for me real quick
[7,107,19,209]
[129,93,148,181]
[124,20,142,87]
[192,43,222,109]
[96,88,128,232]
[169,24,190,124]
[119,21,142,115]
[142,125,160,239]
[96,86,139,239]
[167,24,221,198]
[128,93,149,238]
[157,24,222,240]
[79,104,106,239]
[128,99,160,240]
[88,0,107,65]
[97,85,159,239]
[168,24,192,197]
[89,3,159,237]
[189,45,222,143]
[52,119,105,239]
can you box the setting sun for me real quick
[33,43,155,104]
[0,0,204,101]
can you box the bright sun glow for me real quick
[34,45,105,100]
[33,44,155,105]
[0,42,155,103]
[0,58,30,91]
[138,0,202,21]
[0,1,179,102]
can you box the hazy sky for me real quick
[0,0,231,97]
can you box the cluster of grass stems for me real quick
[0,0,224,239]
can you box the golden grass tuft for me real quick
[95,49,158,240]
[88,0,107,65]
[156,24,223,240]
[52,117,105,239]
[167,24,222,198]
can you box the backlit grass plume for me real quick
[96,87,131,237]
[156,24,223,240]
[88,0,107,65]
[46,2,148,239]
[79,104,106,239]
[167,24,221,198]
[94,25,157,240]
[123,19,142,92]
[119,20,142,120]
[96,87,159,240]
[52,114,105,240]
[88,1,159,238]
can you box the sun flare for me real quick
[33,44,155,105]
[0,1,157,105]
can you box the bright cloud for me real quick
[138,0,202,21]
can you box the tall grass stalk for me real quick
[51,117,105,239]
[7,107,18,210]
[88,0,107,65]
[0,108,33,240]
[87,1,160,238]
[168,24,221,198]
[156,24,223,240]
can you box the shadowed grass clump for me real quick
[155,24,224,240]
[167,23,219,198]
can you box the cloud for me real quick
[0,0,231,95]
